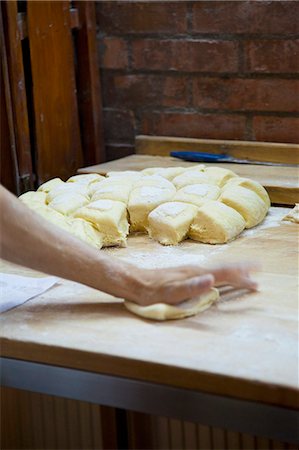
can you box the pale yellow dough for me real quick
[220,185,268,228]
[46,183,89,203]
[172,171,214,190]
[204,167,237,187]
[223,177,270,208]
[91,179,132,205]
[124,288,219,321]
[147,202,198,245]
[74,199,129,247]
[141,167,186,180]
[189,201,245,244]
[19,191,47,206]
[173,183,221,207]
[67,218,103,248]
[282,204,299,223]
[37,178,64,193]
[67,173,105,185]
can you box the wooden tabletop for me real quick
[78,154,299,205]
[1,207,298,409]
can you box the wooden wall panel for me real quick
[27,1,83,184]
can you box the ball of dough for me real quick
[189,201,245,244]
[147,202,198,245]
[37,178,64,193]
[91,179,132,205]
[67,173,105,185]
[222,177,270,208]
[106,171,142,185]
[172,171,215,190]
[74,199,129,247]
[124,288,219,321]
[67,218,103,249]
[128,185,176,232]
[203,167,237,187]
[48,192,89,216]
[29,204,71,232]
[133,175,175,190]
[19,191,47,206]
[173,184,221,207]
[220,185,269,228]
[46,183,89,203]
[141,167,186,180]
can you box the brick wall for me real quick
[96,1,299,161]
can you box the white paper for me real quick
[0,273,58,313]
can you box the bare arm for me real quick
[0,185,258,306]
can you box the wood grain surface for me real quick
[0,208,298,409]
[78,154,299,205]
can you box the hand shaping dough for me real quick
[220,185,268,228]
[282,204,299,223]
[189,201,245,244]
[223,177,270,208]
[203,167,237,187]
[173,183,221,207]
[128,185,176,232]
[74,199,129,247]
[172,171,214,190]
[124,288,219,321]
[147,202,198,245]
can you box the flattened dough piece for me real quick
[128,185,176,232]
[124,288,219,321]
[74,199,129,247]
[48,192,88,215]
[204,167,237,187]
[223,177,270,208]
[220,185,268,228]
[282,204,299,223]
[172,171,214,190]
[147,202,198,245]
[189,201,245,244]
[174,184,221,207]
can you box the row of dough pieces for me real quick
[19,165,270,249]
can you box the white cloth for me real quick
[0,273,57,313]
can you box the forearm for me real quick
[0,186,140,300]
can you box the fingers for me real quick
[166,274,215,305]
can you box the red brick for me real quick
[102,73,189,108]
[141,112,246,140]
[192,1,299,35]
[244,40,299,73]
[193,78,299,112]
[96,2,188,34]
[103,109,135,142]
[253,116,299,144]
[100,37,128,69]
[132,39,238,72]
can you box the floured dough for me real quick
[204,167,237,187]
[19,191,47,206]
[124,288,219,321]
[189,201,245,244]
[141,166,186,180]
[147,202,198,245]
[172,171,214,190]
[67,173,104,185]
[133,175,175,190]
[37,178,64,193]
[223,177,270,208]
[67,218,103,248]
[91,179,132,205]
[74,199,129,247]
[46,183,89,203]
[48,192,88,215]
[282,204,299,223]
[174,183,221,207]
[220,185,268,228]
[128,185,176,232]
[28,204,71,232]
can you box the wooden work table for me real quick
[1,148,299,444]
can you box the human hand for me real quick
[129,262,259,306]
